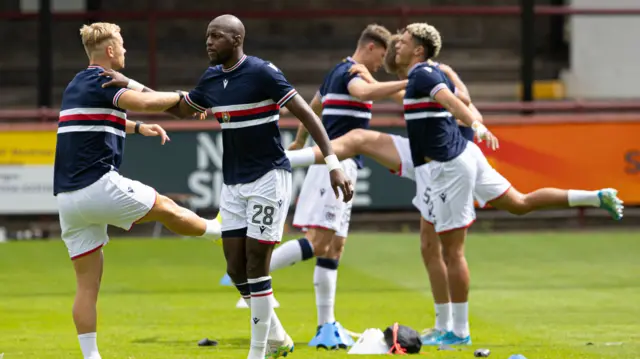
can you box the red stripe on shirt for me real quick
[59,114,126,125]
[323,99,372,109]
[403,102,444,110]
[214,104,279,118]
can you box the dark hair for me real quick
[358,24,392,50]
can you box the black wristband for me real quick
[134,121,144,134]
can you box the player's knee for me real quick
[420,238,442,263]
[326,237,346,260]
[496,189,532,216]
[226,261,246,284]
[349,128,368,147]
[306,229,334,257]
[149,195,182,221]
[443,245,465,264]
[508,195,533,216]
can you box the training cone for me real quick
[236,297,249,308]
[348,328,389,355]
[219,273,233,286]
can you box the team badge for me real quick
[221,112,231,123]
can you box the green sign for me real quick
[120,127,416,210]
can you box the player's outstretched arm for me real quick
[116,90,181,113]
[349,64,405,104]
[433,88,498,150]
[285,94,354,202]
[99,70,201,119]
[347,78,408,102]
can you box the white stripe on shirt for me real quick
[321,108,372,119]
[212,99,276,113]
[405,111,452,121]
[59,107,127,119]
[57,125,126,137]
[220,115,278,129]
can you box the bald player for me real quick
[104,14,353,359]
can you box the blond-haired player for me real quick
[56,23,222,359]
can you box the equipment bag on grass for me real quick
[384,322,422,354]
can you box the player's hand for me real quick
[329,168,354,203]
[287,139,305,151]
[476,131,499,151]
[349,64,376,83]
[139,123,171,145]
[99,69,130,88]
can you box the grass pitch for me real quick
[0,231,639,359]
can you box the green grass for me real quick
[0,232,639,359]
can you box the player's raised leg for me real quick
[467,143,624,220]
[271,129,403,278]
[286,129,403,172]
[136,193,221,238]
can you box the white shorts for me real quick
[390,135,415,181]
[413,163,436,224]
[293,158,358,237]
[220,169,292,244]
[423,142,511,234]
[56,171,157,259]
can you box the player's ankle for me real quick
[568,190,600,207]
[78,332,101,359]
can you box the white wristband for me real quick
[471,121,488,137]
[324,154,341,172]
[127,79,145,92]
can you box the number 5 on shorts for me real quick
[252,204,275,225]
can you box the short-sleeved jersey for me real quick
[185,55,295,185]
[319,57,372,168]
[54,65,130,195]
[403,62,467,165]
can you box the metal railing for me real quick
[2,5,639,103]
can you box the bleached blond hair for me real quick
[79,22,121,57]
[405,23,442,59]
[358,24,393,49]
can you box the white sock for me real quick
[248,277,273,359]
[244,297,286,341]
[203,219,221,238]
[451,302,470,338]
[285,148,316,168]
[314,258,338,326]
[78,332,101,359]
[434,303,452,332]
[268,310,286,341]
[568,190,600,207]
[270,238,314,272]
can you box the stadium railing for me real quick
[1,5,639,90]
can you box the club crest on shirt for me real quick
[221,112,231,123]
